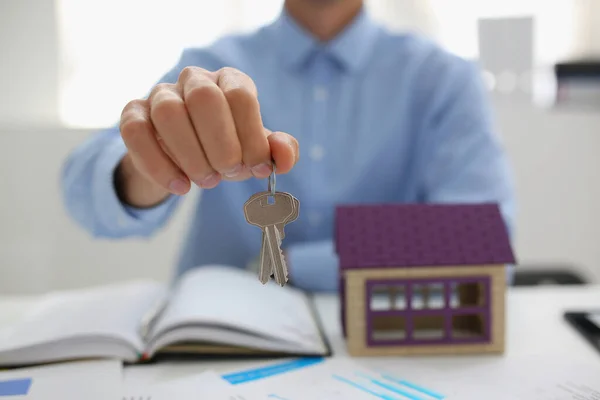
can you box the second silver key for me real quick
[244,192,295,286]
[261,193,299,281]
[247,191,292,284]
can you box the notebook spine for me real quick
[138,294,169,341]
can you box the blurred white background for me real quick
[1,0,600,293]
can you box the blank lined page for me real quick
[0,280,165,354]
[150,265,324,351]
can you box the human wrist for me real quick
[115,153,170,208]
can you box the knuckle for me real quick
[150,97,185,126]
[180,66,210,82]
[218,66,241,76]
[224,86,256,109]
[155,82,172,91]
[219,67,257,95]
[149,83,172,99]
[185,84,223,108]
[121,98,144,115]
[120,118,151,144]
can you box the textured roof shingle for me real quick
[335,203,516,270]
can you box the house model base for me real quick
[335,203,516,357]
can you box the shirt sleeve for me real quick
[416,49,517,284]
[61,125,182,238]
[285,240,339,292]
[60,48,219,238]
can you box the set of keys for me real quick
[243,166,299,287]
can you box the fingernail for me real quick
[199,173,220,188]
[169,178,189,194]
[251,163,272,178]
[223,163,243,178]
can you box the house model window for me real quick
[335,203,516,357]
[367,278,489,345]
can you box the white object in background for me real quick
[122,370,268,400]
[0,359,122,400]
[478,16,534,100]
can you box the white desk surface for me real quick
[120,284,600,386]
[1,285,599,386]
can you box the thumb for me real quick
[266,130,299,174]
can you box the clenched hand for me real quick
[116,67,299,207]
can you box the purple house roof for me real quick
[335,203,516,270]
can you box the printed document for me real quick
[0,359,121,399]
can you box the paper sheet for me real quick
[0,359,122,399]
[221,356,600,400]
[221,357,442,399]
[123,370,268,400]
[372,356,600,400]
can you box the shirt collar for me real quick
[268,6,380,73]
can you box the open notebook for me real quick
[0,265,331,367]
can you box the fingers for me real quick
[216,67,272,179]
[121,66,300,198]
[148,82,219,189]
[120,99,191,195]
[267,130,299,174]
[179,66,243,179]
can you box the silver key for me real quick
[250,192,299,283]
[244,191,294,286]
[247,191,284,284]
[260,194,299,280]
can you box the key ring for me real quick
[267,164,276,197]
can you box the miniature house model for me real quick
[335,203,516,357]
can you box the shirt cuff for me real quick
[91,138,180,236]
[286,240,339,293]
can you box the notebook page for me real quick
[0,297,41,346]
[149,265,325,352]
[0,280,165,357]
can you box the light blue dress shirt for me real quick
[61,8,516,292]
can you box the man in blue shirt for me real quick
[61,0,516,292]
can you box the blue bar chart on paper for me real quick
[0,378,32,397]
[330,371,445,400]
[222,358,446,400]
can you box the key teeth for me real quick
[280,248,289,285]
[273,230,289,286]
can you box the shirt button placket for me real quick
[306,53,331,231]
[309,56,330,164]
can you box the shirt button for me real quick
[313,86,328,101]
[309,145,325,161]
